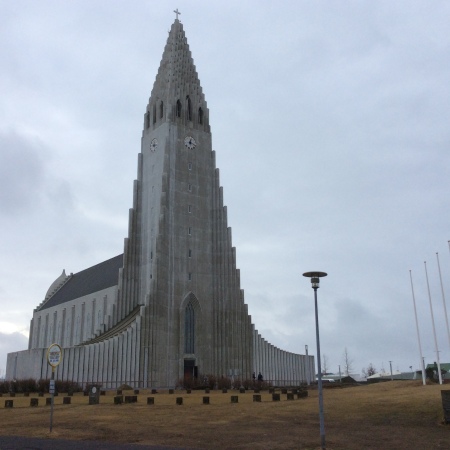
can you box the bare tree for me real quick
[343,347,353,375]
[362,363,376,377]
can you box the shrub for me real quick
[37,378,50,393]
[16,378,37,393]
[56,380,83,394]
[206,374,217,389]
[0,380,11,393]
[242,378,254,390]
[217,376,232,390]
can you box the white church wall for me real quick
[29,285,118,350]
[251,328,313,386]
[6,348,45,380]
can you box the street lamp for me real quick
[303,271,327,450]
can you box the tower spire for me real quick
[145,19,209,132]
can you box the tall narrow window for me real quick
[188,183,192,192]
[188,205,192,213]
[160,101,164,118]
[188,249,192,258]
[188,162,192,170]
[176,100,182,118]
[184,302,195,353]
[186,96,192,121]
[152,104,156,124]
[188,227,192,235]
[75,317,80,343]
[198,107,203,124]
[146,111,150,128]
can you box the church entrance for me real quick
[184,358,197,379]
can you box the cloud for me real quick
[0,131,46,214]
[1,0,450,380]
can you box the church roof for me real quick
[37,254,123,311]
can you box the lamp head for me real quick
[303,271,327,289]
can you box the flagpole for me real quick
[409,270,426,385]
[424,261,443,384]
[436,252,450,351]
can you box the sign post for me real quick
[46,343,62,433]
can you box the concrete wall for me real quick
[6,307,142,388]
[29,285,118,351]
[252,329,314,386]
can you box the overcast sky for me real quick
[1,0,450,379]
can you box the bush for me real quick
[15,378,37,393]
[217,376,232,390]
[232,378,242,389]
[0,378,83,394]
[0,380,11,394]
[57,380,83,394]
[37,378,50,393]
[204,374,216,389]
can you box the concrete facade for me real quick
[6,19,314,388]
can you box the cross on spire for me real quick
[174,9,181,20]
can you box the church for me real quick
[7,16,313,388]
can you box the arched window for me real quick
[186,96,192,121]
[160,101,164,119]
[198,107,203,124]
[176,100,182,118]
[184,302,195,353]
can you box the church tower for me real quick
[7,17,313,388]
[119,17,253,386]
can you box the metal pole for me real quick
[314,286,326,450]
[424,261,443,384]
[436,253,450,351]
[49,367,55,432]
[409,270,426,385]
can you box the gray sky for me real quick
[1,0,450,378]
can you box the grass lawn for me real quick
[0,381,448,449]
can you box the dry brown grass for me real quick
[0,381,449,449]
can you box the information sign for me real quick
[47,343,62,368]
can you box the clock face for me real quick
[184,136,196,149]
[150,138,158,152]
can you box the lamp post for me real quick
[303,271,327,450]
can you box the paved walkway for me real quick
[0,436,194,450]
